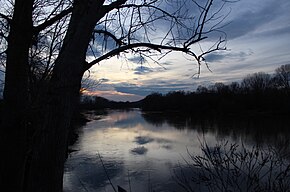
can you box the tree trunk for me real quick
[25,1,106,191]
[25,64,83,192]
[0,0,34,191]
[1,1,109,191]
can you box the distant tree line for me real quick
[79,95,141,110]
[142,65,290,116]
[64,64,290,115]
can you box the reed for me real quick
[174,140,290,192]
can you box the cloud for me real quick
[134,66,154,75]
[115,81,197,97]
[84,90,144,102]
[115,86,152,96]
[82,0,290,103]
[204,53,226,63]
[204,50,254,63]
[99,78,109,83]
[254,25,290,38]
[160,61,174,66]
[224,0,289,40]
[128,56,147,64]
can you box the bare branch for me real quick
[0,31,8,40]
[84,38,206,71]
[103,0,128,12]
[83,0,233,76]
[33,7,73,34]
[0,12,11,24]
[94,29,125,46]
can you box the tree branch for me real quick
[94,29,125,46]
[84,0,233,75]
[0,31,8,41]
[33,7,73,34]
[84,40,208,71]
[0,12,11,24]
[103,0,128,12]
[117,1,182,24]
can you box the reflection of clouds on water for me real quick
[161,145,173,150]
[111,110,146,129]
[155,138,173,150]
[64,156,124,192]
[133,136,173,145]
[130,146,148,155]
[133,136,174,150]
[65,109,290,192]
[155,138,172,144]
[134,136,154,145]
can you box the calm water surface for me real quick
[63,109,290,192]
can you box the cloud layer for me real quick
[83,0,290,101]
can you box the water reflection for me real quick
[64,109,290,192]
[130,146,148,155]
[142,112,290,148]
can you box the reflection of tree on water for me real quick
[65,110,290,192]
[141,112,290,152]
[141,112,189,129]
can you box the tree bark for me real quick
[0,0,34,191]
[25,1,107,191]
[1,1,118,191]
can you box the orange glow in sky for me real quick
[83,90,144,102]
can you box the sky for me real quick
[82,0,290,102]
[1,0,289,101]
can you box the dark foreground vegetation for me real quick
[174,140,290,192]
[93,140,290,192]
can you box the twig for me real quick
[97,152,117,192]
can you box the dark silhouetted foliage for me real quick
[140,69,290,116]
[80,96,142,110]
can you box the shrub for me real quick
[174,140,290,192]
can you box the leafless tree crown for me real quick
[0,0,236,80]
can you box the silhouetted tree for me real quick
[0,1,234,191]
[141,70,290,115]
[274,64,290,89]
[213,82,230,94]
[228,81,240,94]
[241,72,272,93]
[196,85,209,93]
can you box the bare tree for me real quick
[229,81,240,93]
[241,72,272,93]
[275,64,290,89]
[0,0,236,191]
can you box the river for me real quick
[63,109,290,192]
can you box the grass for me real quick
[174,140,290,192]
